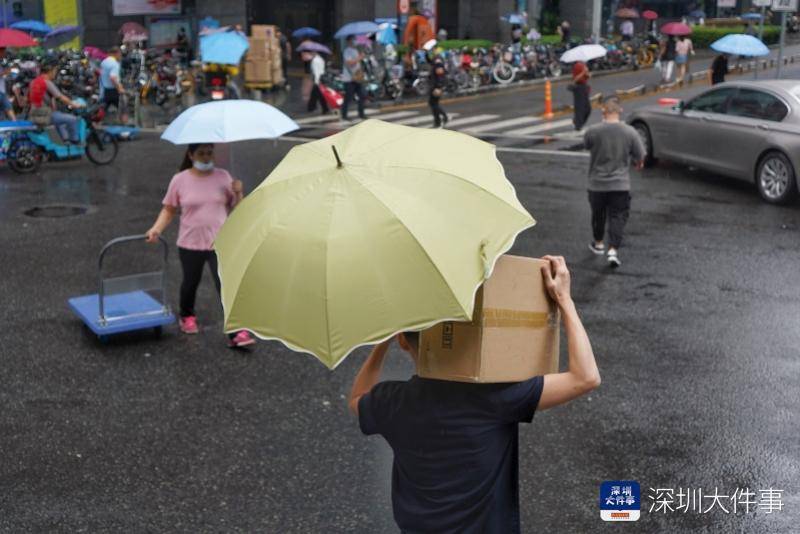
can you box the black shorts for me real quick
[102,88,120,110]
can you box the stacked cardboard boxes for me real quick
[245,25,284,86]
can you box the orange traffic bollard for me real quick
[542,79,554,120]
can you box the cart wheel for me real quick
[98,335,110,344]
[153,326,163,338]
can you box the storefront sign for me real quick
[717,0,737,8]
[772,0,798,11]
[113,0,181,16]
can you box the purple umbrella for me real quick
[43,25,82,47]
[296,41,332,55]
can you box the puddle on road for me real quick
[44,175,91,206]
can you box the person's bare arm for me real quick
[538,256,601,411]
[145,205,177,242]
[228,179,244,211]
[348,338,392,416]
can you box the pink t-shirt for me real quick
[162,168,235,250]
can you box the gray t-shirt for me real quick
[341,46,361,82]
[583,121,645,192]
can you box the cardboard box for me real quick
[418,255,560,383]
[251,24,276,41]
[245,60,272,82]
[247,38,268,59]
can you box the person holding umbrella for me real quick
[571,59,591,131]
[341,34,367,122]
[145,143,255,348]
[659,34,677,83]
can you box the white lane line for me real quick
[515,118,574,135]
[496,147,589,157]
[395,113,460,126]
[295,108,379,125]
[463,116,542,134]
[443,114,499,128]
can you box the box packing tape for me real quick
[482,308,557,329]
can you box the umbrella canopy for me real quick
[376,23,397,45]
[661,22,692,36]
[122,31,148,43]
[615,8,640,18]
[642,10,659,20]
[161,100,299,144]
[119,22,146,36]
[0,28,37,48]
[711,33,769,56]
[296,41,332,54]
[292,27,321,39]
[200,30,249,65]
[334,21,379,39]
[43,25,82,47]
[10,20,52,35]
[214,119,536,369]
[84,46,108,61]
[501,14,526,24]
[741,13,764,21]
[199,16,220,31]
[560,44,607,63]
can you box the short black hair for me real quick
[401,331,419,349]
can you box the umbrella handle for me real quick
[332,145,343,168]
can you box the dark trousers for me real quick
[429,94,448,126]
[572,83,591,130]
[307,83,329,114]
[588,191,631,249]
[178,247,221,318]
[342,81,365,119]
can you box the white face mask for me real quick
[193,160,214,172]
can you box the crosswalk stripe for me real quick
[463,116,542,134]
[368,110,420,121]
[443,114,499,128]
[295,108,379,125]
[515,118,574,135]
[394,113,460,126]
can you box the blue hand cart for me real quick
[68,235,176,342]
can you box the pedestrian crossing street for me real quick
[293,107,587,150]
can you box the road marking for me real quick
[495,146,589,157]
[295,108,379,124]
[443,114,499,128]
[367,110,420,121]
[463,116,542,134]
[394,113,460,125]
[515,118,573,135]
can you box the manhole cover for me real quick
[24,204,90,218]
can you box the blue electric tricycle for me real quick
[0,102,118,174]
[68,235,175,343]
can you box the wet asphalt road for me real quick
[1,100,799,533]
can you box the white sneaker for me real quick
[588,242,605,255]
[607,249,621,268]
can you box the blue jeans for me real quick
[51,111,80,143]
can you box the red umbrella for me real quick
[661,22,692,36]
[643,10,659,20]
[616,8,640,18]
[119,22,147,37]
[0,28,38,48]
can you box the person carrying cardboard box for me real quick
[348,255,601,534]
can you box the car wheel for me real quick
[756,151,797,204]
[632,122,656,167]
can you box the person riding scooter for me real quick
[28,58,84,143]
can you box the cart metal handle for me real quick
[98,234,169,325]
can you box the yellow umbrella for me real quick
[214,119,534,369]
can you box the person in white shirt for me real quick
[620,19,634,41]
[307,52,329,114]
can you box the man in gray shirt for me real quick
[341,35,366,121]
[583,98,644,268]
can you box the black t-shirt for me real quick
[711,55,728,84]
[359,375,545,534]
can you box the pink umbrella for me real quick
[84,46,108,60]
[0,28,37,48]
[615,8,640,18]
[119,22,147,36]
[661,22,692,36]
[643,10,659,20]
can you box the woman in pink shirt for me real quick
[145,143,255,348]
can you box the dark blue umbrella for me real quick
[334,21,379,39]
[43,25,82,47]
[292,27,321,39]
[741,13,764,21]
[10,20,52,35]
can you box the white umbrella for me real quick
[161,100,299,144]
[560,44,607,64]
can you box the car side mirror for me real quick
[674,100,685,112]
